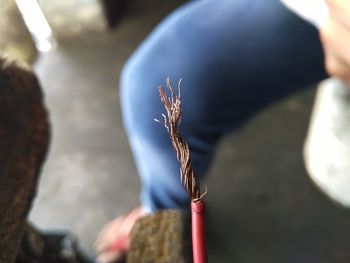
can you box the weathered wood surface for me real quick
[0,55,50,263]
[127,210,192,263]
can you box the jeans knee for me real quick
[119,52,165,136]
[120,55,143,125]
[120,57,135,107]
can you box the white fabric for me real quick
[281,0,329,28]
[304,79,350,208]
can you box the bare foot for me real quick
[95,207,146,263]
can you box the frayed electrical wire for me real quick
[155,78,204,201]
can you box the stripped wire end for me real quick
[155,78,205,201]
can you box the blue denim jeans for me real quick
[120,0,327,212]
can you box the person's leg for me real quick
[96,1,327,261]
[120,0,327,213]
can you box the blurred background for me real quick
[1,0,350,262]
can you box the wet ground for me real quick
[2,0,349,262]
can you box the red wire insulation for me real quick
[191,200,207,263]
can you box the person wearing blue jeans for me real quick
[96,0,327,262]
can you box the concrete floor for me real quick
[28,0,185,259]
[0,0,37,63]
[26,1,350,262]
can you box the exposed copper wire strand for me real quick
[155,78,203,200]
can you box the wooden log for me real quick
[0,55,50,263]
[127,210,192,263]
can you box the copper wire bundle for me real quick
[155,78,208,263]
[155,78,201,200]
